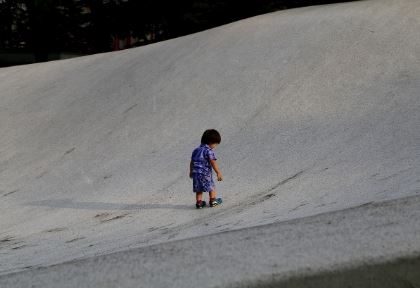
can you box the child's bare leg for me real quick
[196,192,203,202]
[209,190,217,201]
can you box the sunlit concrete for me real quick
[0,0,419,286]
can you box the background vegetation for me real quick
[0,0,355,66]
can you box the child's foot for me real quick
[196,200,206,209]
[209,198,223,207]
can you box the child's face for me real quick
[209,143,218,149]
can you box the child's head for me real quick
[201,129,221,147]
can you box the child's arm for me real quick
[189,160,193,178]
[210,159,223,181]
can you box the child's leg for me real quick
[209,190,217,201]
[196,192,203,202]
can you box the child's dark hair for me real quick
[201,129,221,145]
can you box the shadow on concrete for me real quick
[26,199,193,211]
[236,255,420,288]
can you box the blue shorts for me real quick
[192,173,215,193]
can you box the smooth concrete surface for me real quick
[0,0,419,286]
[0,195,420,287]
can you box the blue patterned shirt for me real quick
[191,144,217,176]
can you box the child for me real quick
[190,129,223,209]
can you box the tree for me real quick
[0,0,30,50]
[1,0,357,65]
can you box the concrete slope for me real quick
[0,0,419,281]
[1,195,420,288]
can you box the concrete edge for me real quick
[225,254,420,288]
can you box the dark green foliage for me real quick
[0,0,356,65]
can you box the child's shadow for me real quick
[26,198,193,211]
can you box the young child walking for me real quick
[190,129,223,209]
